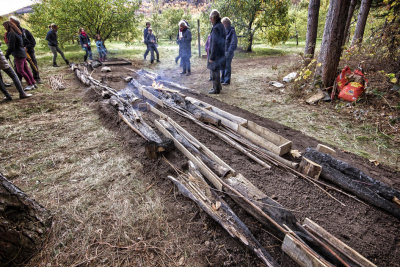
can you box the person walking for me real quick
[3,21,36,91]
[95,34,107,62]
[221,17,237,85]
[143,22,151,60]
[177,20,192,76]
[9,16,41,84]
[79,28,93,62]
[45,24,69,67]
[0,45,31,100]
[145,28,160,64]
[207,10,225,94]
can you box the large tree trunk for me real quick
[315,0,351,89]
[343,0,358,46]
[0,174,52,265]
[351,0,373,45]
[304,0,321,62]
[246,30,254,52]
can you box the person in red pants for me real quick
[3,21,36,91]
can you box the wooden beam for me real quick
[237,125,282,155]
[303,218,377,267]
[316,144,336,155]
[154,120,223,191]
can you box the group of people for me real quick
[142,9,237,94]
[1,19,109,101]
[0,16,40,101]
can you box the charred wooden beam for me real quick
[303,148,400,219]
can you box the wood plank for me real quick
[282,234,329,267]
[237,125,281,155]
[298,157,322,179]
[316,144,336,155]
[137,87,164,107]
[166,117,236,176]
[154,120,223,191]
[185,97,248,125]
[303,218,377,267]
[247,121,292,155]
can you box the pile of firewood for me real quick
[71,63,393,267]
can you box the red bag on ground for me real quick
[336,66,368,102]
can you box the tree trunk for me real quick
[0,174,52,265]
[315,0,351,89]
[304,0,321,61]
[351,0,372,45]
[343,0,357,46]
[247,31,254,52]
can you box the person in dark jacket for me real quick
[207,10,225,94]
[3,21,36,91]
[0,44,31,100]
[177,20,192,76]
[79,28,93,62]
[45,24,69,67]
[145,28,160,64]
[205,34,212,81]
[143,22,151,60]
[10,16,41,84]
[221,17,237,85]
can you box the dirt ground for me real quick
[1,54,399,267]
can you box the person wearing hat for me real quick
[145,28,160,64]
[177,20,192,75]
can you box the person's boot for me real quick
[186,67,191,76]
[53,62,59,67]
[1,86,12,101]
[65,60,70,66]
[180,67,186,75]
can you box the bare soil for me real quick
[88,59,400,266]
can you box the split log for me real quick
[167,162,279,266]
[158,119,231,178]
[298,157,322,179]
[185,101,221,126]
[0,174,52,265]
[304,148,400,218]
[316,144,336,155]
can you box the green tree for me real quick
[212,0,291,52]
[29,0,141,45]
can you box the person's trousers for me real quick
[144,44,150,59]
[15,57,35,85]
[83,46,93,61]
[212,69,222,93]
[49,45,68,64]
[181,56,190,73]
[221,53,234,84]
[0,67,27,98]
[27,49,40,81]
[149,45,159,62]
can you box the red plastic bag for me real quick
[336,66,368,102]
[338,82,364,102]
[336,66,352,90]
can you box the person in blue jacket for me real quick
[145,28,160,64]
[207,10,225,94]
[95,34,107,62]
[79,28,92,62]
[143,22,151,60]
[177,20,192,76]
[45,24,69,67]
[221,17,237,85]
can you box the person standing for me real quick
[95,34,107,62]
[3,21,36,91]
[79,28,93,62]
[45,24,69,67]
[9,16,41,84]
[145,28,160,64]
[143,22,151,60]
[0,45,31,100]
[207,10,225,94]
[221,17,237,85]
[177,20,192,76]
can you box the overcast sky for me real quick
[0,0,36,16]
